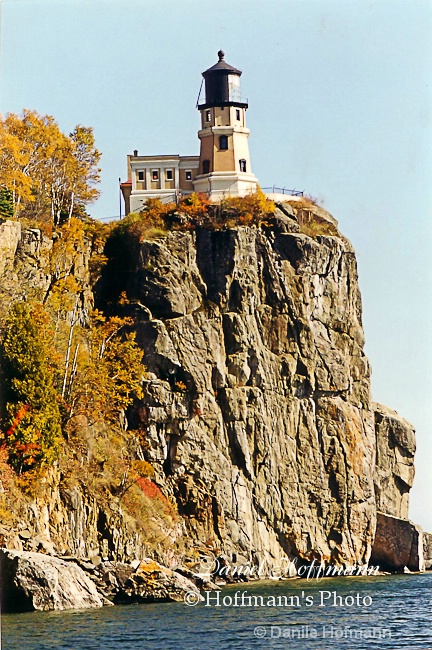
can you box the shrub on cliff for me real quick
[216,189,275,227]
[113,199,170,243]
[109,190,275,243]
[163,189,274,230]
[0,302,62,473]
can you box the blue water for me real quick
[2,574,432,649]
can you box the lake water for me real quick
[2,573,432,649]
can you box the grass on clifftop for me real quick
[286,197,340,239]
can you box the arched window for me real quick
[219,135,228,150]
[239,159,247,172]
[203,159,210,174]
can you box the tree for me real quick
[68,125,101,219]
[0,188,13,219]
[1,302,62,473]
[66,310,144,426]
[0,110,101,223]
[0,123,33,214]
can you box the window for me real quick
[185,170,192,181]
[137,171,144,181]
[239,159,247,172]
[205,110,211,123]
[228,74,241,101]
[202,160,210,174]
[236,109,240,121]
[152,169,159,181]
[166,169,173,181]
[219,135,228,150]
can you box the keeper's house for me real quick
[120,154,200,215]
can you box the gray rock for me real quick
[130,559,141,570]
[374,403,415,519]
[136,233,205,318]
[275,201,296,218]
[370,513,424,572]
[272,206,300,233]
[114,559,203,603]
[423,532,432,570]
[133,225,376,566]
[0,549,107,612]
[0,220,21,273]
[294,202,339,229]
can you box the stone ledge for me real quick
[0,548,106,612]
[370,512,424,572]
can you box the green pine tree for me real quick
[0,188,14,219]
[1,302,62,473]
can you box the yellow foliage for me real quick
[0,110,101,223]
[113,190,275,241]
[1,302,63,473]
[67,309,144,426]
[138,560,170,575]
[15,466,48,497]
[176,193,210,221]
[298,219,339,239]
[286,197,317,210]
[132,459,155,478]
[220,188,275,223]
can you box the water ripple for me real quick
[2,573,432,649]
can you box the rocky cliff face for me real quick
[107,204,377,566]
[0,219,93,313]
[371,403,423,570]
[0,204,420,571]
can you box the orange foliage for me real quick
[4,404,30,439]
[136,477,176,517]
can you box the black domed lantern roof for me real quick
[198,51,247,109]
[202,50,242,76]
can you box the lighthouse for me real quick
[120,51,259,214]
[193,50,258,200]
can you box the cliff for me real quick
[0,202,423,581]
[121,208,376,566]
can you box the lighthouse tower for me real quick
[193,51,258,200]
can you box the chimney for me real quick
[133,149,138,157]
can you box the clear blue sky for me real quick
[1,0,431,531]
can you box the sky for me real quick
[1,0,431,531]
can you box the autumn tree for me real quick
[65,310,144,425]
[0,118,33,213]
[0,302,62,473]
[68,126,101,218]
[0,110,101,223]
